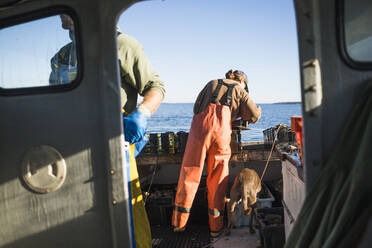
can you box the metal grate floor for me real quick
[151,225,211,248]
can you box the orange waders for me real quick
[172,80,235,233]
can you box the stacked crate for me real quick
[263,124,296,147]
[141,131,189,156]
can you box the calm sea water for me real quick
[148,103,302,142]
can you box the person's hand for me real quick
[123,109,149,144]
[134,134,149,157]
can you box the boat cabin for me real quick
[0,0,371,247]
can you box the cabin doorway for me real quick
[118,1,301,247]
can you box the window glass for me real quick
[344,0,372,62]
[0,14,78,89]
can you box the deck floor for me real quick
[213,227,261,248]
[151,225,210,248]
[151,225,261,248]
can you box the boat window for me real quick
[343,0,372,64]
[0,12,80,93]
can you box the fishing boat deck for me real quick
[138,137,288,248]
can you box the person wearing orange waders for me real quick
[172,69,261,237]
[118,26,165,248]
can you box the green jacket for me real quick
[117,30,165,114]
[50,29,165,114]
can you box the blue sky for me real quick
[0,0,300,104]
[118,0,301,103]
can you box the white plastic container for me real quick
[257,184,275,209]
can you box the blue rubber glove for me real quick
[123,109,148,144]
[134,134,149,157]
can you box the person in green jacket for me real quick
[50,15,165,248]
[117,26,165,248]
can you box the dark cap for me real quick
[234,70,249,93]
[233,70,248,83]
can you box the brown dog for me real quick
[227,168,262,234]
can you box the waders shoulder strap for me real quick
[211,79,223,104]
[225,84,235,107]
[210,79,237,107]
